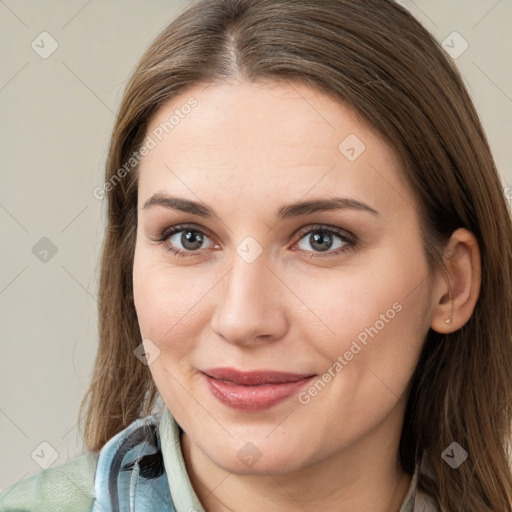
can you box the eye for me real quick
[152,224,215,258]
[293,225,356,257]
[151,223,357,259]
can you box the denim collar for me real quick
[92,411,174,512]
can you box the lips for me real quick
[201,367,316,411]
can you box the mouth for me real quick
[201,367,317,411]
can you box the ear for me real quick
[430,228,481,333]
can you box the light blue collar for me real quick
[92,411,175,512]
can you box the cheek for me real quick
[294,246,430,410]
[132,253,205,411]
[133,246,212,361]
[291,268,429,449]
[294,248,428,352]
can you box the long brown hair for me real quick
[79,0,512,509]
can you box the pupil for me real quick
[182,230,203,250]
[311,232,332,252]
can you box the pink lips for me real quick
[201,367,316,411]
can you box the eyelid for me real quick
[161,222,216,242]
[293,223,356,245]
[156,222,355,243]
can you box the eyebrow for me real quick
[142,193,379,219]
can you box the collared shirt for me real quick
[0,406,437,511]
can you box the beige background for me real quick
[0,0,511,490]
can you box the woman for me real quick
[1,0,511,511]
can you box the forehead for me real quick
[137,80,412,217]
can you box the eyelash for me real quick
[151,223,357,259]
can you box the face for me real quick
[133,79,434,475]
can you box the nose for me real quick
[209,251,288,347]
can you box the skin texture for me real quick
[133,80,481,512]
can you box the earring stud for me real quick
[445,293,454,325]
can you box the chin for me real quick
[205,438,311,476]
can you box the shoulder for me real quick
[0,413,170,512]
[414,489,438,511]
[413,456,439,512]
[0,451,99,512]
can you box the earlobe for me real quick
[430,228,481,334]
